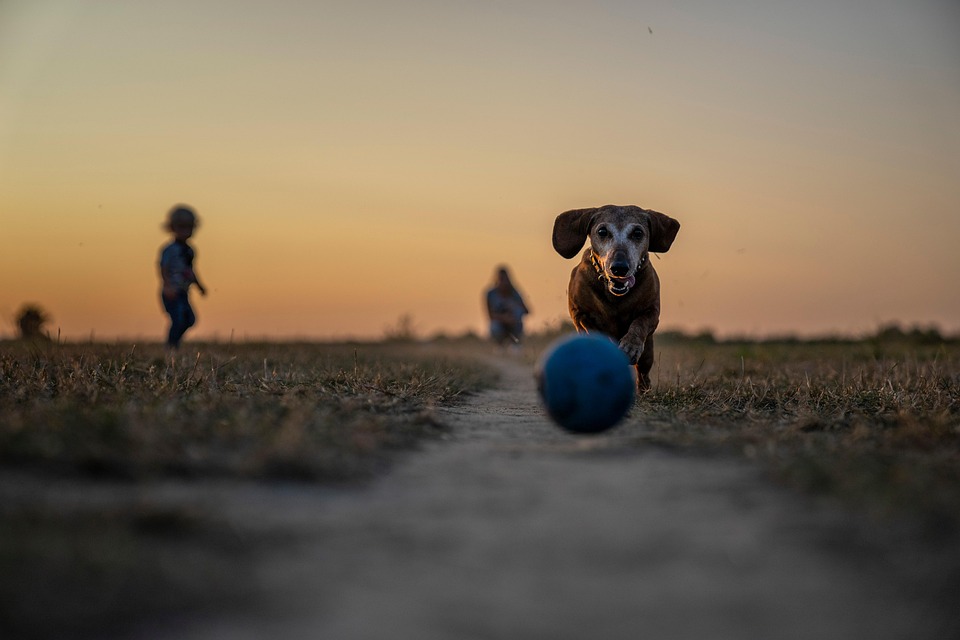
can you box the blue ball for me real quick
[536,333,636,434]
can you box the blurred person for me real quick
[485,266,530,348]
[159,204,207,348]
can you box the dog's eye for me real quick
[630,228,645,240]
[596,226,609,238]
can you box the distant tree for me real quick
[656,328,717,345]
[873,322,944,346]
[692,330,718,344]
[874,323,906,343]
[908,325,944,345]
[16,304,51,340]
[383,313,418,342]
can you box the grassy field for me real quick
[0,340,496,481]
[0,340,496,639]
[2,335,958,637]
[514,329,960,532]
[641,336,960,534]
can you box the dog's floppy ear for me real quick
[647,210,680,253]
[553,208,597,259]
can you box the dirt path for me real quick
[140,355,952,639]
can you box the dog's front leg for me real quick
[621,314,659,392]
[571,309,603,335]
[618,312,659,365]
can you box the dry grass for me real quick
[3,336,959,637]
[522,330,960,529]
[0,340,495,481]
[0,340,495,639]
[638,339,960,531]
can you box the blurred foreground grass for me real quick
[2,336,959,637]
[0,340,495,639]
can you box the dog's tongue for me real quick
[612,275,636,289]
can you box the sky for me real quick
[2,0,958,341]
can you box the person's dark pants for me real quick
[162,291,196,348]
[490,319,523,345]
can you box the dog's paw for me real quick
[618,336,645,364]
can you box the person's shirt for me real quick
[159,240,196,292]
[487,286,528,321]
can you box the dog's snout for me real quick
[610,251,631,277]
[610,261,631,277]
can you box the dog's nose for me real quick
[610,261,631,277]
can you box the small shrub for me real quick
[15,304,51,341]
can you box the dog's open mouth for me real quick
[607,275,636,296]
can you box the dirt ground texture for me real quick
[5,350,958,639]
[92,353,955,640]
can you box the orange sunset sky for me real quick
[2,1,958,341]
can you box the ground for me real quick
[106,353,956,639]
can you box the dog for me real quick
[552,204,680,391]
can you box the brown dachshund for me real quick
[553,204,680,391]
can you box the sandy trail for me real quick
[139,354,951,640]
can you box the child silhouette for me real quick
[158,205,207,348]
